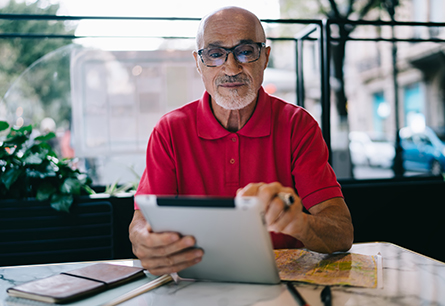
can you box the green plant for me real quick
[104,165,140,196]
[104,181,138,196]
[0,121,94,212]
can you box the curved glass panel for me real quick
[0,42,206,186]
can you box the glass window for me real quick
[404,83,424,129]
[0,15,305,187]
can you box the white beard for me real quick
[213,86,257,110]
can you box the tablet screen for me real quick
[156,196,235,208]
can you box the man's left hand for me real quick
[236,182,307,238]
[236,181,354,254]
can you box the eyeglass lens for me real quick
[200,43,261,67]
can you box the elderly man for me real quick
[130,6,353,276]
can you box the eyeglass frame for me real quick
[197,42,266,67]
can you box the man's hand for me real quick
[129,210,204,275]
[237,182,354,254]
[237,182,305,237]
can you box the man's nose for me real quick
[223,52,242,76]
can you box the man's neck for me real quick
[210,97,257,132]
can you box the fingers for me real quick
[264,195,287,225]
[136,233,204,275]
[145,247,204,275]
[129,210,204,275]
[145,231,180,248]
[236,182,265,197]
[238,182,296,211]
[237,182,303,236]
[267,201,302,234]
[258,183,295,211]
[146,235,193,257]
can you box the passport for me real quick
[7,263,145,304]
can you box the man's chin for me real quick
[212,86,257,110]
[216,87,246,99]
[216,102,245,110]
[217,87,242,95]
[214,95,255,110]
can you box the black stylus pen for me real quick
[321,286,332,306]
[286,282,310,306]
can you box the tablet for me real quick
[135,194,280,284]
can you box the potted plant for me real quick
[0,120,94,212]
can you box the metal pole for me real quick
[320,19,332,161]
[387,3,405,176]
[294,24,317,107]
[296,38,305,107]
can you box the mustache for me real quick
[216,75,250,85]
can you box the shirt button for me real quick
[230,158,235,164]
[231,137,237,142]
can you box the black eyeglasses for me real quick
[197,42,266,67]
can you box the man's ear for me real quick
[192,51,202,75]
[263,46,271,70]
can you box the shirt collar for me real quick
[197,87,271,140]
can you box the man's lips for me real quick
[218,82,245,88]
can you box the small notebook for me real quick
[7,263,146,304]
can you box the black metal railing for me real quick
[1,13,444,178]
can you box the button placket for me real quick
[225,134,240,185]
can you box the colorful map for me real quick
[274,249,378,288]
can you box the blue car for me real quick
[399,126,445,176]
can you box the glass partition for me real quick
[3,13,443,186]
[333,20,445,179]
[0,17,315,186]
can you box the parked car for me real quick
[399,126,445,176]
[349,131,395,168]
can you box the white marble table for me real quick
[1,242,444,306]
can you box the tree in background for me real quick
[279,0,402,178]
[280,0,401,122]
[0,0,75,126]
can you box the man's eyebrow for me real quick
[239,39,256,44]
[206,41,224,48]
[205,39,257,48]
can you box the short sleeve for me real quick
[291,114,342,210]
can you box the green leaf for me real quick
[45,162,59,175]
[22,152,44,165]
[77,174,91,186]
[0,148,11,159]
[26,168,56,179]
[105,181,118,194]
[4,135,28,148]
[60,177,82,195]
[82,185,96,195]
[35,132,56,142]
[36,182,56,201]
[14,124,33,135]
[50,193,73,213]
[2,167,23,189]
[0,121,9,132]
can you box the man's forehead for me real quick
[196,7,265,49]
[200,24,263,48]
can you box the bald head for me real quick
[196,6,266,49]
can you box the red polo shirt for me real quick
[136,87,343,248]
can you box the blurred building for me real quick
[346,0,445,139]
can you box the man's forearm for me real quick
[296,198,354,253]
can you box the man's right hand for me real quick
[129,210,204,275]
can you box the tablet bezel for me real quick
[135,194,280,284]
